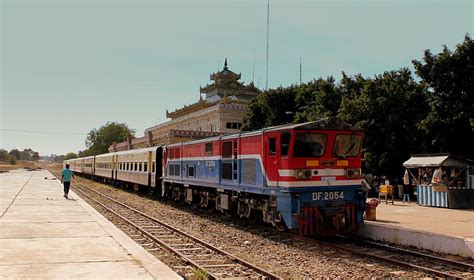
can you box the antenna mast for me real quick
[252,58,255,83]
[265,0,270,91]
[299,57,302,84]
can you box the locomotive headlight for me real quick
[345,168,361,178]
[295,169,312,179]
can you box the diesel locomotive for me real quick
[65,117,366,234]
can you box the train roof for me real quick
[167,117,362,147]
[113,146,161,156]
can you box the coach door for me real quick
[265,132,280,187]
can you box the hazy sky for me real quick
[1,0,472,156]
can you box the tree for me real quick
[32,152,40,161]
[294,77,341,123]
[0,149,8,161]
[19,149,33,161]
[241,77,340,131]
[242,86,298,131]
[412,34,474,158]
[53,155,65,163]
[83,122,135,155]
[8,149,20,160]
[338,69,428,177]
[64,152,78,160]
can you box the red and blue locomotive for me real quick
[66,117,366,234]
[162,117,366,234]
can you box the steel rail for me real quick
[302,236,468,279]
[73,185,220,279]
[73,181,281,280]
[336,235,474,271]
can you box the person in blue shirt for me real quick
[61,164,74,199]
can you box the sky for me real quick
[1,0,473,156]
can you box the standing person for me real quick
[61,164,74,199]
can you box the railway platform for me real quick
[359,199,474,258]
[0,169,181,279]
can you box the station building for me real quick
[109,60,260,152]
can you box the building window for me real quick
[226,122,242,129]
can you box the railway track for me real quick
[247,225,474,279]
[50,170,473,279]
[311,235,474,279]
[70,180,280,280]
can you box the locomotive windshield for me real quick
[293,133,327,157]
[334,134,362,157]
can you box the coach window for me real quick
[169,164,175,176]
[269,138,277,155]
[134,162,137,171]
[188,165,195,177]
[139,162,142,172]
[152,162,155,173]
[281,132,291,156]
[144,162,148,172]
[205,143,213,156]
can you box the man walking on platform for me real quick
[61,164,74,199]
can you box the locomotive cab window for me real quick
[334,134,362,157]
[269,138,277,155]
[293,133,327,157]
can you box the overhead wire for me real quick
[0,128,86,135]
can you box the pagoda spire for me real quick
[224,58,228,70]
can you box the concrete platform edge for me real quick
[63,180,182,279]
[358,222,474,258]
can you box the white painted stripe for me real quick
[267,179,361,187]
[278,169,346,177]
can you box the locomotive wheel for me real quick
[248,210,262,224]
[275,221,287,232]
